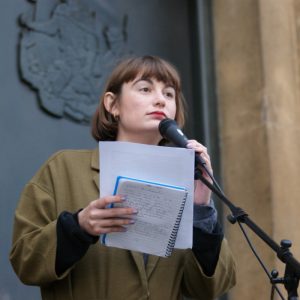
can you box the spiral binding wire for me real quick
[165,191,188,257]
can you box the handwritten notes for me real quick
[102,177,188,257]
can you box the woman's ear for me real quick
[103,92,119,116]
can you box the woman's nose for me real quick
[153,90,166,106]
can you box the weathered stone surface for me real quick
[213,0,300,298]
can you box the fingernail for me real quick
[120,195,127,201]
[132,208,138,214]
[129,219,136,224]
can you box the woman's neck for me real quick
[116,131,161,145]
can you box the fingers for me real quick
[86,216,136,235]
[91,196,138,220]
[88,205,138,223]
[187,140,211,166]
[187,140,208,156]
[92,195,126,209]
[188,141,214,202]
[78,195,138,236]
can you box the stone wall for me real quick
[213,0,300,298]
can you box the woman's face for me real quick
[112,76,177,144]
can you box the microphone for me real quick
[158,118,206,166]
[159,118,225,194]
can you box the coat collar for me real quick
[91,147,99,171]
[91,148,100,191]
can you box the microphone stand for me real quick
[195,169,300,299]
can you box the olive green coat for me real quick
[10,149,236,300]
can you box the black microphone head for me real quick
[158,118,188,148]
[158,118,177,135]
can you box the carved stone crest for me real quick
[19,0,129,123]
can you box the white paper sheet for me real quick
[99,141,195,249]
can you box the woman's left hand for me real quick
[187,140,212,206]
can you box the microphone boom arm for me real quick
[195,171,300,299]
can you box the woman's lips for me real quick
[148,111,166,119]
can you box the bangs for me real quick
[107,56,181,94]
[133,59,181,91]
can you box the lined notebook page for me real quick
[102,177,188,257]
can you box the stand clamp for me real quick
[227,207,248,224]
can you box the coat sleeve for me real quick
[9,180,70,285]
[182,238,236,299]
[55,210,99,275]
[191,224,223,276]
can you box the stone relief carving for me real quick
[19,0,129,123]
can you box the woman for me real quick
[10,55,236,300]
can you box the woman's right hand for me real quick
[78,195,137,236]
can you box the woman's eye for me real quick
[165,91,175,99]
[140,87,150,92]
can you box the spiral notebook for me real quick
[101,176,188,257]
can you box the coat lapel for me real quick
[130,251,160,280]
[93,173,99,191]
[130,251,148,283]
[146,255,160,278]
[91,148,100,191]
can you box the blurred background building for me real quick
[1,0,300,299]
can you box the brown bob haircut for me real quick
[91,55,186,142]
